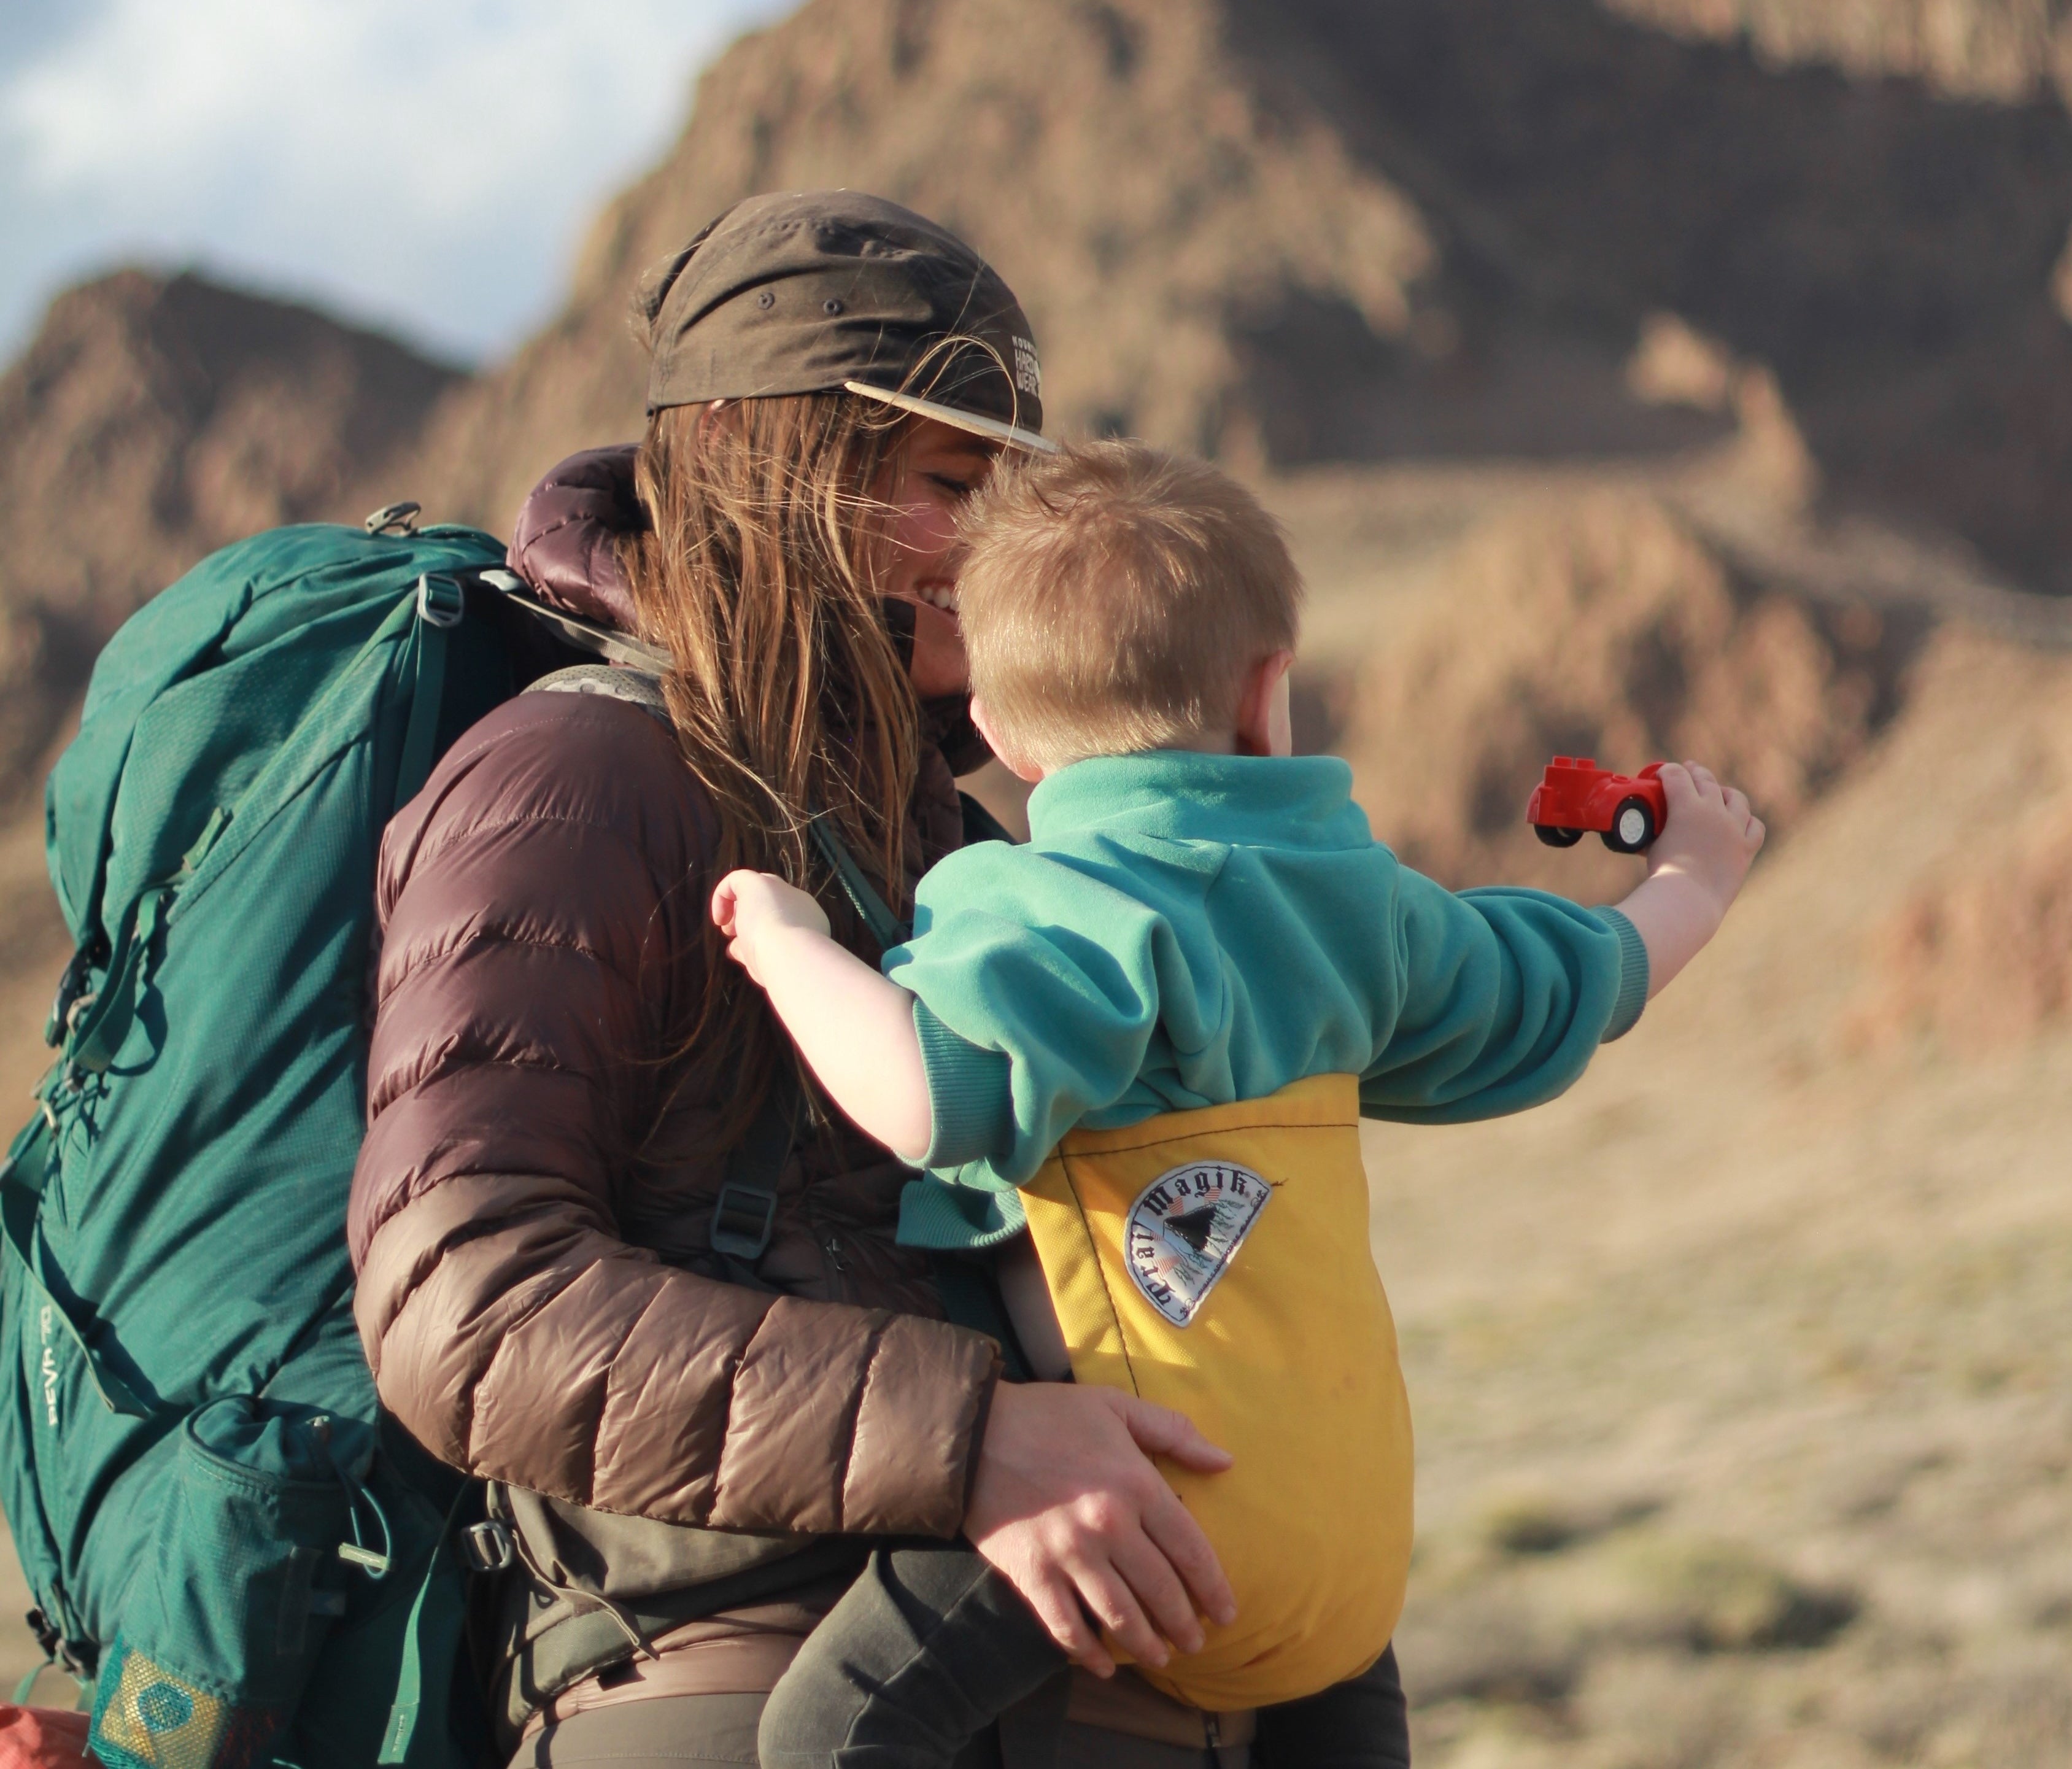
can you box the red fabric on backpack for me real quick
[0,1706,95,1769]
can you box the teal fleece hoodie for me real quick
[883,751,1648,1250]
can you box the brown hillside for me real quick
[1841,638,2072,1053]
[1361,624,2072,1768]
[1242,0,2072,592]
[1340,487,1923,900]
[0,270,460,795]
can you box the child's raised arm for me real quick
[711,870,932,1161]
[1609,761,1766,998]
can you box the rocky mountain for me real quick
[398,0,1449,527]
[398,0,2072,602]
[6,2,2072,1762]
[10,0,2072,799]
[0,270,460,797]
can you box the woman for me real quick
[348,190,1408,1768]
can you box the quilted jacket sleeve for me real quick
[347,690,999,1536]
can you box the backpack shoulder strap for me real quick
[706,1074,801,1285]
[957,790,1016,849]
[2,1112,150,1419]
[508,605,1034,1287]
[805,815,911,952]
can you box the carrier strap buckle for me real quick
[709,1182,779,1261]
[416,573,466,629]
[459,1519,516,1574]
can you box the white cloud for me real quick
[0,0,791,363]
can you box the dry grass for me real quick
[1357,602,2072,1765]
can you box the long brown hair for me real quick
[620,391,922,1137]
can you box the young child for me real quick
[714,440,1765,1767]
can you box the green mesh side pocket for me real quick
[89,1398,378,1769]
[90,1639,285,1769]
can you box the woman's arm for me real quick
[349,693,997,1535]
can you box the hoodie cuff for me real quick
[1593,907,1650,1042]
[915,1001,1015,1167]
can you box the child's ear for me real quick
[1234,650,1296,758]
[970,697,1046,784]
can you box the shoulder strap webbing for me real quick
[706,1073,800,1281]
[376,1486,471,1766]
[806,814,911,952]
[392,572,468,813]
[1,1113,149,1418]
[957,790,1016,849]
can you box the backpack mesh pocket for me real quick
[89,1398,376,1769]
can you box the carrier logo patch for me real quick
[1124,1161,1272,1328]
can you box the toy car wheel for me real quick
[1601,797,1656,854]
[1534,824,1584,848]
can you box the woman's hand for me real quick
[965,1380,1238,1679]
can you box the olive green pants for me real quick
[508,1673,1409,1769]
[509,1654,1409,1769]
[509,1690,1251,1768]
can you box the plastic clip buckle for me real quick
[416,574,466,630]
[365,500,422,536]
[44,946,97,1049]
[460,1519,516,1574]
[709,1182,778,1261]
[25,1608,97,1682]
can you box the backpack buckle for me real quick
[44,942,100,1048]
[416,573,466,630]
[460,1519,516,1574]
[25,1607,98,1682]
[709,1182,778,1261]
[365,500,422,536]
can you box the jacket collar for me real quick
[1026,751,1368,850]
[508,444,645,632]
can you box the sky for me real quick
[0,0,791,368]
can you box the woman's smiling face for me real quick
[873,417,1002,699]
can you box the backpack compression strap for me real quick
[1,1113,149,1418]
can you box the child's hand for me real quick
[708,870,933,1159]
[711,870,831,986]
[1612,762,1764,1001]
[1646,761,1766,916]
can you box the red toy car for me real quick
[1527,757,1668,854]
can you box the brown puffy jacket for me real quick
[348,448,1002,1542]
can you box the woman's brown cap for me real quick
[638,190,1052,452]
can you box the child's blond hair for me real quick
[953,439,1303,770]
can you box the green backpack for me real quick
[0,513,536,1768]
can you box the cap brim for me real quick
[844,380,1057,453]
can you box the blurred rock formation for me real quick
[0,270,458,799]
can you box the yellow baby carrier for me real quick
[1019,1072,1412,1711]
